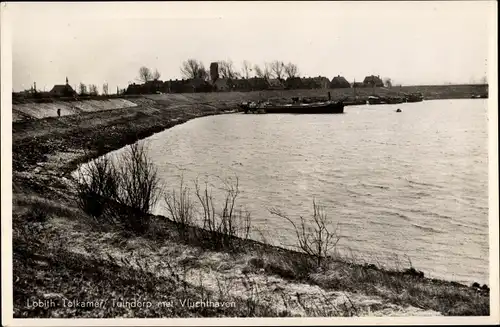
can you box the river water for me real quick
[105,99,490,285]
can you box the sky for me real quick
[7,1,496,92]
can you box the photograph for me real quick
[1,1,498,325]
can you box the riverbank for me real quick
[11,97,490,318]
[12,84,488,122]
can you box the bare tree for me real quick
[88,84,99,96]
[78,82,88,95]
[383,77,392,88]
[241,60,252,79]
[180,59,206,79]
[153,68,161,81]
[264,62,272,79]
[138,66,153,83]
[254,64,264,78]
[270,60,285,80]
[102,83,109,95]
[254,63,271,79]
[218,60,240,79]
[285,62,299,78]
[197,66,210,81]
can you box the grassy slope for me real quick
[11,92,490,318]
[12,84,489,122]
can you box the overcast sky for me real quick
[8,1,495,92]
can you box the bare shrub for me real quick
[75,142,161,233]
[75,155,119,220]
[117,142,161,214]
[194,176,252,251]
[269,200,341,268]
[164,176,195,239]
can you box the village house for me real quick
[301,77,320,89]
[125,79,164,95]
[144,79,164,93]
[313,76,330,89]
[285,77,303,90]
[330,75,351,88]
[164,79,189,93]
[363,75,384,87]
[230,78,251,91]
[49,77,77,97]
[267,78,285,90]
[125,83,143,95]
[247,77,269,91]
[213,78,232,92]
[189,78,212,93]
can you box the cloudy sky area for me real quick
[9,1,494,92]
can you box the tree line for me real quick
[130,60,301,85]
[179,59,300,81]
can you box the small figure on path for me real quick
[57,108,61,117]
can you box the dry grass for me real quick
[12,190,489,318]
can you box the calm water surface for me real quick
[112,99,490,284]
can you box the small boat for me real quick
[367,96,387,105]
[240,100,344,114]
[385,96,406,104]
[396,108,402,112]
[405,93,424,102]
[344,98,368,106]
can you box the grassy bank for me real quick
[12,84,489,122]
[11,96,490,318]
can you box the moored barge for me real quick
[240,100,344,114]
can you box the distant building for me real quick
[213,78,232,92]
[285,77,303,90]
[210,62,219,83]
[125,83,144,95]
[231,78,251,91]
[164,79,191,93]
[247,77,269,91]
[267,78,285,90]
[189,78,212,93]
[313,76,330,89]
[301,77,321,89]
[125,80,164,95]
[363,75,384,87]
[330,75,351,88]
[49,77,76,97]
[144,80,164,93]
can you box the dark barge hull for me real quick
[257,102,344,114]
